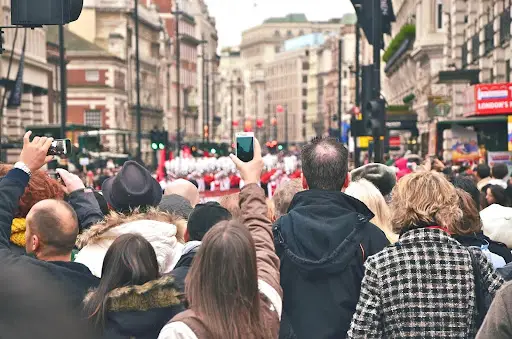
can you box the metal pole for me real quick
[59,25,67,140]
[354,22,361,167]
[134,0,142,161]
[337,38,343,142]
[284,104,289,146]
[206,74,210,143]
[372,0,383,163]
[212,71,216,141]
[230,79,234,144]
[175,2,181,156]
[202,45,206,143]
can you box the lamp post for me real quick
[134,0,142,161]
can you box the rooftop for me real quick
[264,13,308,24]
[46,26,105,52]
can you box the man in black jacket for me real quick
[0,132,99,309]
[273,137,389,339]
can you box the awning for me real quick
[437,115,507,126]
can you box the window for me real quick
[237,99,242,106]
[484,22,494,54]
[302,62,309,70]
[274,30,280,37]
[287,30,293,38]
[302,75,308,83]
[302,101,307,110]
[274,45,280,53]
[85,70,100,82]
[343,70,348,79]
[436,0,443,31]
[84,110,102,128]
[461,42,468,68]
[299,30,305,36]
[302,88,308,96]
[507,60,511,83]
[500,9,511,44]
[490,68,495,83]
[471,34,480,62]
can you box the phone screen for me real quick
[236,136,254,162]
[47,139,72,157]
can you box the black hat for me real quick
[102,161,162,212]
[350,163,397,197]
[187,202,232,241]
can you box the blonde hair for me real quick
[218,193,242,219]
[272,179,304,218]
[345,179,398,243]
[390,171,463,234]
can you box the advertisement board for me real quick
[488,151,512,180]
[450,126,479,162]
[465,83,512,116]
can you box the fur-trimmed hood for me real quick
[75,209,186,278]
[77,208,187,247]
[85,275,185,338]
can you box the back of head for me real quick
[218,193,241,219]
[301,137,349,191]
[0,165,65,218]
[345,179,395,241]
[84,233,159,328]
[489,185,510,207]
[186,220,268,339]
[390,171,462,234]
[453,188,482,235]
[25,200,79,259]
[452,176,481,211]
[350,163,397,197]
[492,163,509,180]
[187,202,232,241]
[164,179,200,207]
[476,164,491,180]
[272,179,304,218]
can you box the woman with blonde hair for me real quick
[345,179,398,243]
[348,171,504,339]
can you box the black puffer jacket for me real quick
[273,189,389,339]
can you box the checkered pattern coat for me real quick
[347,228,504,339]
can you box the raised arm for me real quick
[0,132,54,248]
[230,138,282,314]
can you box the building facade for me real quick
[240,14,346,142]
[69,0,169,162]
[217,48,244,142]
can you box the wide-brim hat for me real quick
[102,160,162,212]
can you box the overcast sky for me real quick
[206,0,355,48]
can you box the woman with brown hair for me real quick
[0,165,65,254]
[158,138,282,339]
[348,171,504,338]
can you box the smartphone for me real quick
[236,132,255,163]
[48,139,72,157]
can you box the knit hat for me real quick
[159,194,194,220]
[350,163,397,198]
[187,202,232,241]
[11,218,26,247]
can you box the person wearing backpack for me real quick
[273,137,389,339]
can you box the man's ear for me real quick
[302,174,309,189]
[31,235,40,254]
[342,173,350,191]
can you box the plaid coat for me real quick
[347,228,504,339]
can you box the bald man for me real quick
[25,200,79,261]
[164,179,200,207]
[0,133,99,311]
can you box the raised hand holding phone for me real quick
[19,131,54,172]
[235,132,255,163]
[230,137,263,185]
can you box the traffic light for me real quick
[365,98,386,137]
[150,130,158,150]
[11,0,83,26]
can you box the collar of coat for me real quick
[398,227,460,246]
[76,208,187,248]
[84,275,183,312]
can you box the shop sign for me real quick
[509,116,512,152]
[465,82,512,116]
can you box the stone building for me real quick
[68,0,169,162]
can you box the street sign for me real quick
[276,105,284,114]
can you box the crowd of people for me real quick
[4,131,512,338]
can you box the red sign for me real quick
[389,136,401,148]
[276,104,284,113]
[465,82,512,116]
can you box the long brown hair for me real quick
[185,220,272,339]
